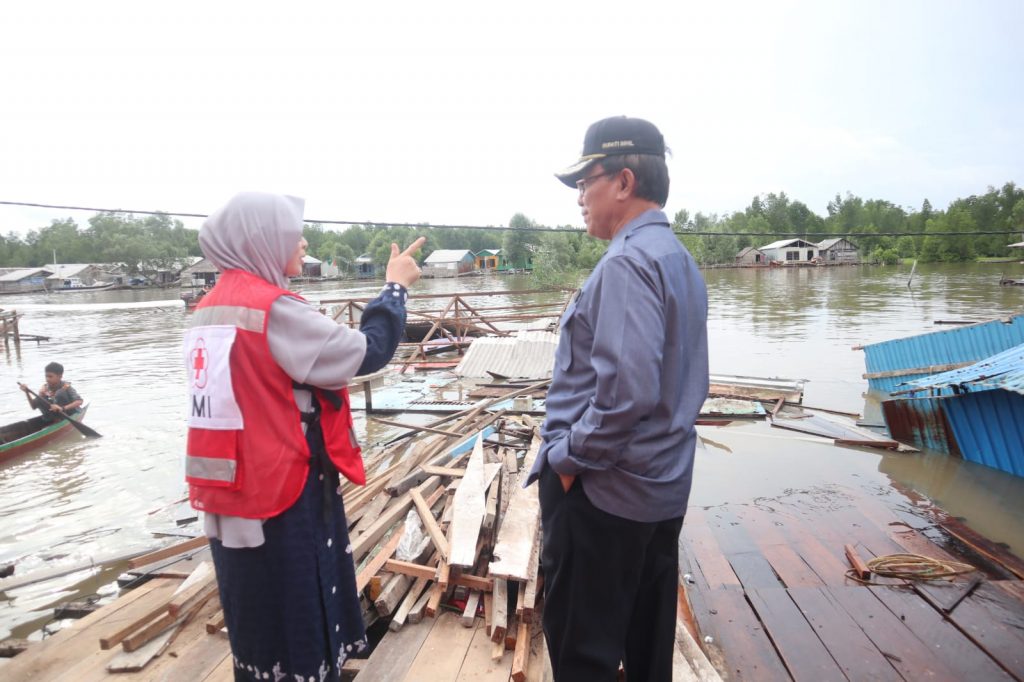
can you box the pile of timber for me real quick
[345,402,546,682]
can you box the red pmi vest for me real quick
[184,269,365,519]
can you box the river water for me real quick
[1,262,1022,640]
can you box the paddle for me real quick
[18,384,102,438]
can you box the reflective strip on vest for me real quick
[186,455,237,483]
[191,305,266,332]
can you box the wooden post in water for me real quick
[906,259,918,288]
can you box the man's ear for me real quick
[616,168,637,199]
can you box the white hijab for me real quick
[199,192,305,289]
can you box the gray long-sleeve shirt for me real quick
[526,209,709,523]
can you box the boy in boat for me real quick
[18,362,84,422]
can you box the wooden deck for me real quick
[0,582,552,681]
[679,486,1024,681]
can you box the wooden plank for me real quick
[683,525,741,590]
[425,582,444,618]
[350,491,392,537]
[375,573,412,617]
[869,585,1014,681]
[411,488,450,559]
[167,561,216,616]
[127,535,208,569]
[449,435,497,568]
[522,530,541,617]
[826,585,963,681]
[746,588,847,681]
[483,474,500,530]
[786,586,901,680]
[940,517,1024,579]
[96,579,183,649]
[844,544,870,580]
[488,433,542,580]
[106,630,177,672]
[690,585,789,681]
[351,478,439,562]
[384,558,436,581]
[0,579,173,679]
[205,609,226,634]
[674,614,723,682]
[510,617,531,682]
[356,523,406,592]
[490,577,509,643]
[408,586,434,624]
[402,611,478,681]
[421,464,466,478]
[761,543,825,588]
[355,610,435,682]
[455,622,514,681]
[145,615,231,681]
[461,590,482,627]
[725,551,783,590]
[390,573,434,631]
[915,581,1024,677]
[522,611,554,682]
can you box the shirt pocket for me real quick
[555,295,581,371]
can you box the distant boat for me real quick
[53,278,117,292]
[0,405,90,463]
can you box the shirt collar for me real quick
[612,208,670,244]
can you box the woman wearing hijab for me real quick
[183,192,424,681]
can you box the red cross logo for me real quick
[190,339,208,389]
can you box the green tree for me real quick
[502,213,541,269]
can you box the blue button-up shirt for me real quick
[527,209,709,523]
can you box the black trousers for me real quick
[538,465,684,682]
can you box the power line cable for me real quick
[0,199,1019,238]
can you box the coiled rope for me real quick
[846,553,976,583]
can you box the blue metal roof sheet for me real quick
[861,313,1024,393]
[942,390,1024,477]
[897,342,1024,396]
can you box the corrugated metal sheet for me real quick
[454,331,558,379]
[860,313,1024,393]
[881,397,961,455]
[896,343,1024,396]
[943,390,1024,477]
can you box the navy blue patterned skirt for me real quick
[209,422,367,682]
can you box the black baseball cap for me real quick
[555,116,666,187]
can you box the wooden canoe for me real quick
[0,405,90,462]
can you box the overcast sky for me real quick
[1,1,1021,237]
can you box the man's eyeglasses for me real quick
[576,171,617,196]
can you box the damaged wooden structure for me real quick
[678,484,1024,680]
[321,289,574,369]
[1,383,558,681]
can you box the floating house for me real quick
[758,238,818,263]
[138,256,202,285]
[422,249,475,278]
[475,249,504,271]
[355,254,377,279]
[859,313,1024,393]
[181,258,220,287]
[883,344,1024,477]
[816,237,859,264]
[301,255,321,278]
[45,264,111,289]
[734,246,767,266]
[0,267,54,294]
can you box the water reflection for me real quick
[0,263,1021,639]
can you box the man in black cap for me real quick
[526,116,709,680]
